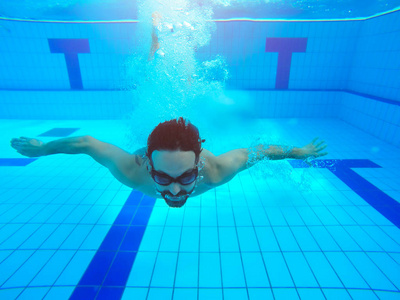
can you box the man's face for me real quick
[151,150,197,206]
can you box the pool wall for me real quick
[0,10,399,146]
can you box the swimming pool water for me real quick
[0,2,400,300]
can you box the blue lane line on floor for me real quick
[289,159,400,228]
[0,158,37,166]
[38,128,80,137]
[70,190,156,300]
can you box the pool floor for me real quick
[0,118,400,300]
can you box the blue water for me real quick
[0,1,400,300]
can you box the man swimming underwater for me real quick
[10,117,327,208]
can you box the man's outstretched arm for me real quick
[10,136,140,188]
[11,136,87,157]
[210,138,328,186]
[246,137,328,166]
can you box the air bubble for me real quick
[123,0,230,149]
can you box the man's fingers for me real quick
[11,138,21,144]
[11,138,26,144]
[12,137,29,142]
[12,138,31,144]
[317,145,327,151]
[312,137,319,144]
[11,141,24,148]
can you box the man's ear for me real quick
[146,157,153,172]
[196,156,205,171]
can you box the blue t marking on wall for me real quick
[289,159,400,228]
[265,38,307,89]
[48,39,90,90]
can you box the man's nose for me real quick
[168,183,181,195]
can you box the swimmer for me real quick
[148,11,162,61]
[10,117,327,208]
[147,11,195,85]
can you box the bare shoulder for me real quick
[128,147,153,184]
[86,138,149,188]
[200,147,249,188]
[200,148,218,167]
[199,148,219,186]
[200,148,216,158]
[132,146,149,167]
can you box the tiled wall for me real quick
[0,90,340,120]
[0,19,361,91]
[1,12,398,92]
[0,90,134,119]
[339,93,400,148]
[0,21,136,90]
[338,10,400,149]
[347,11,400,102]
[251,90,341,118]
[202,20,359,90]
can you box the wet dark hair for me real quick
[146,117,205,163]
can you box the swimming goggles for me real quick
[151,168,198,186]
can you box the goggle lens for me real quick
[179,172,197,185]
[152,168,198,186]
[153,174,172,185]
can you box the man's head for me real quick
[146,117,204,207]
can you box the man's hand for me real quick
[298,137,328,159]
[10,137,45,157]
